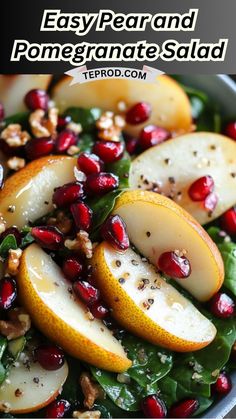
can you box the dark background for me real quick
[1,0,236,74]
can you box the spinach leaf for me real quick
[90,334,172,412]
[218,242,236,297]
[0,364,6,386]
[179,84,222,133]
[107,153,131,189]
[21,232,34,248]
[64,107,102,132]
[0,234,17,258]
[206,226,226,245]
[90,189,123,237]
[3,112,30,129]
[93,398,138,418]
[78,133,95,153]
[0,337,7,361]
[61,357,81,403]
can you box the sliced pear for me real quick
[0,352,68,414]
[92,243,216,351]
[52,76,192,136]
[0,75,52,116]
[17,244,131,372]
[0,155,77,229]
[130,132,236,225]
[113,190,224,302]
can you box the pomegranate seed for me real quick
[55,130,77,153]
[221,207,236,235]
[73,280,100,305]
[101,215,129,251]
[188,175,214,201]
[90,301,109,319]
[31,226,64,250]
[139,125,170,150]
[0,103,4,122]
[0,164,3,189]
[126,102,151,125]
[24,89,49,111]
[158,251,191,279]
[62,256,84,282]
[71,202,93,231]
[0,139,22,157]
[34,344,65,371]
[169,398,199,418]
[93,141,124,163]
[86,172,119,195]
[0,277,17,310]
[125,136,138,155]
[204,192,218,212]
[0,227,22,246]
[45,399,71,418]
[212,372,232,395]
[53,182,84,208]
[224,121,236,141]
[57,115,71,130]
[77,152,103,175]
[141,395,167,418]
[209,292,235,318]
[25,137,54,160]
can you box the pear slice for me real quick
[0,75,52,116]
[52,76,192,137]
[0,155,77,229]
[17,244,131,372]
[92,243,216,352]
[113,190,224,302]
[130,132,236,225]
[0,352,68,414]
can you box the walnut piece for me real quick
[29,107,58,138]
[73,411,101,419]
[65,231,93,258]
[66,121,82,134]
[96,111,125,142]
[7,156,25,171]
[1,124,30,147]
[6,248,22,276]
[0,307,31,340]
[79,372,104,409]
[47,211,72,234]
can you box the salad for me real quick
[0,75,235,418]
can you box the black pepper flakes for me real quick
[231,172,236,178]
[7,205,16,213]
[146,231,151,237]
[168,176,175,184]
[118,278,126,284]
[33,377,40,384]
[115,260,121,267]
[131,259,139,266]
[15,388,23,397]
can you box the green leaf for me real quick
[90,334,172,412]
[193,397,213,417]
[0,363,6,386]
[0,234,17,258]
[0,337,7,361]
[89,190,123,238]
[61,357,81,403]
[21,232,34,248]
[218,242,236,297]
[64,107,102,132]
[78,133,95,153]
[107,154,131,189]
[3,112,30,129]
[206,227,226,245]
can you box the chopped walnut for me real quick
[7,156,25,171]
[65,231,93,258]
[47,211,72,234]
[96,111,125,142]
[6,248,22,276]
[29,107,58,138]
[73,411,101,419]
[79,372,104,409]
[67,145,80,155]
[0,214,6,234]
[1,124,30,147]
[0,307,31,340]
[0,402,11,413]
[66,121,82,134]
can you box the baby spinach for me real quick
[3,112,30,129]
[0,234,17,258]
[78,133,95,153]
[218,242,236,297]
[107,153,131,189]
[90,334,173,412]
[64,107,102,132]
